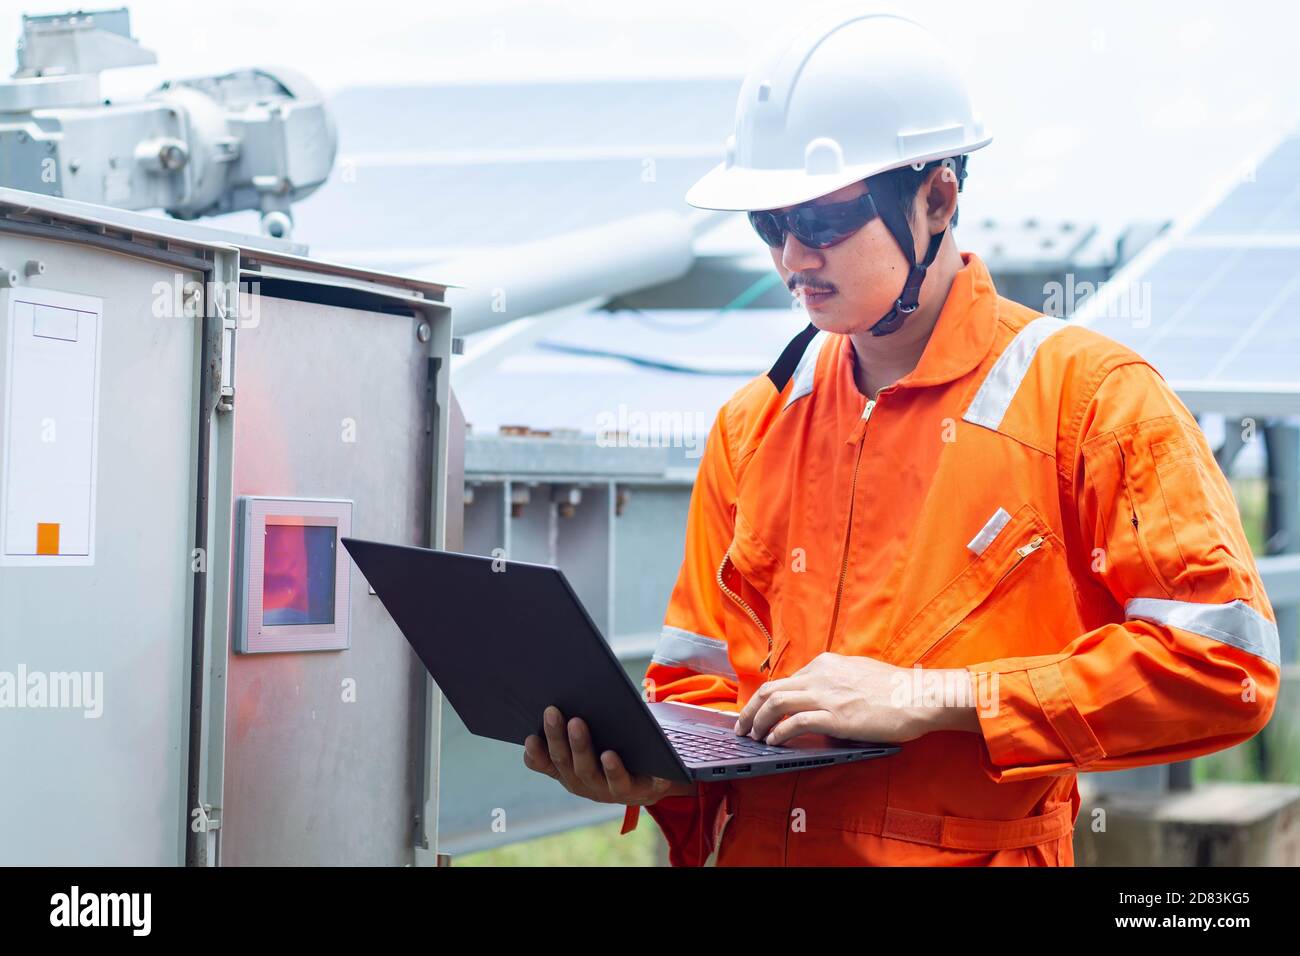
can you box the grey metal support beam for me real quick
[1264,423,1299,664]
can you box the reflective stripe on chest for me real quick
[962,317,1068,432]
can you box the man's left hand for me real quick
[732,652,978,745]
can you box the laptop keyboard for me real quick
[664,725,790,763]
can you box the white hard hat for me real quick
[686,11,991,212]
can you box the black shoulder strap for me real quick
[767,321,818,392]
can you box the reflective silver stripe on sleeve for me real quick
[962,317,1069,431]
[966,506,1012,556]
[651,625,738,679]
[783,330,831,408]
[1125,597,1281,666]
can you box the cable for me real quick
[617,270,789,334]
[534,340,763,377]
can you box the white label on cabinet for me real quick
[1,288,103,566]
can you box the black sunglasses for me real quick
[748,191,880,249]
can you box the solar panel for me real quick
[453,308,805,438]
[287,155,719,267]
[204,77,740,270]
[1190,135,1300,238]
[1077,126,1300,391]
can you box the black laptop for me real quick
[341,538,898,784]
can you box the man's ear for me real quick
[921,164,959,233]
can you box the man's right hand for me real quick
[523,705,697,805]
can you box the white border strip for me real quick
[966,507,1012,556]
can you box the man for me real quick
[522,11,1280,865]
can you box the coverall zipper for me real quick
[780,396,878,865]
[1115,440,1174,598]
[717,552,776,672]
[823,397,876,654]
[719,396,879,672]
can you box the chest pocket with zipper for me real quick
[880,502,1071,667]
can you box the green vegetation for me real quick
[454,815,665,867]
[1198,477,1299,785]
[1232,476,1267,553]
[1199,711,1300,785]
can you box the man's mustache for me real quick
[790,278,837,294]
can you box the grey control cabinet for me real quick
[0,187,454,866]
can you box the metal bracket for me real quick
[213,257,238,413]
[218,309,236,412]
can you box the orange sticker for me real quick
[36,522,59,555]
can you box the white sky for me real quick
[4,0,1299,231]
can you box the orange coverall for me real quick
[620,251,1279,865]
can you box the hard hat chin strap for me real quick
[867,228,944,336]
[865,171,947,337]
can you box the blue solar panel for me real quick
[1191,135,1300,237]
[1086,245,1300,381]
[1083,128,1300,386]
[455,308,806,436]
